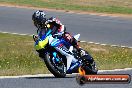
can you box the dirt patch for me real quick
[0,3,132,18]
[90,48,109,53]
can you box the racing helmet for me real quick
[32,10,47,29]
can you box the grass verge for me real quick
[0,0,132,14]
[0,33,132,76]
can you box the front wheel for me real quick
[44,53,66,78]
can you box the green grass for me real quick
[0,0,132,14]
[0,33,132,76]
[0,33,50,76]
[79,42,132,70]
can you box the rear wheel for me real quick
[81,52,98,74]
[84,61,98,74]
[44,53,66,78]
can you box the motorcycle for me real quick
[33,28,98,78]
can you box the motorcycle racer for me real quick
[32,10,81,54]
[32,10,97,76]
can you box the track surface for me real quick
[0,6,132,88]
[0,70,131,88]
[0,6,132,47]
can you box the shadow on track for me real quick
[25,76,75,79]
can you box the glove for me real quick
[33,34,38,42]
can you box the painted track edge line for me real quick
[80,40,132,49]
[0,68,132,79]
[98,68,132,72]
[0,74,54,79]
[0,31,132,49]
[0,31,32,36]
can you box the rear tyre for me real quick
[81,54,98,75]
[84,61,98,74]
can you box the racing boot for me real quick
[72,38,94,64]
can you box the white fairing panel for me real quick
[69,46,73,53]
[49,35,78,70]
[74,34,80,41]
[55,47,77,70]
[48,35,54,44]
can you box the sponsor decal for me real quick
[58,45,71,54]
[76,74,131,85]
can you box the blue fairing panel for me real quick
[51,39,62,47]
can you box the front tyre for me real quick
[44,53,66,78]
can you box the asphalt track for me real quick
[0,6,132,47]
[0,70,131,88]
[0,6,132,88]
